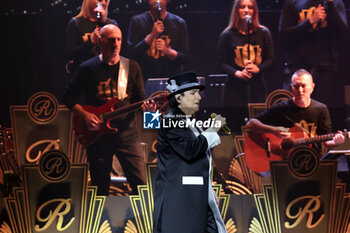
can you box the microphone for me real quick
[95,1,103,26]
[245,15,252,25]
[210,113,233,136]
[155,0,162,21]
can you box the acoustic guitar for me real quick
[244,125,349,173]
[73,91,169,146]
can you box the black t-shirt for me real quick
[279,0,348,70]
[255,98,332,136]
[218,26,274,78]
[127,11,189,79]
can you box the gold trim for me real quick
[0,221,13,233]
[4,198,19,233]
[79,166,88,233]
[342,195,350,233]
[265,89,293,109]
[129,194,145,233]
[254,194,270,233]
[10,105,72,168]
[92,197,106,233]
[124,220,138,233]
[26,92,59,125]
[333,184,346,233]
[38,150,71,183]
[262,185,278,233]
[98,220,112,233]
[85,187,97,233]
[225,218,237,233]
[248,217,263,233]
[13,189,26,233]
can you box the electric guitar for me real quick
[73,91,169,146]
[244,125,349,173]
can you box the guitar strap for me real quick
[117,56,129,100]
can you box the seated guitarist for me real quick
[63,24,156,195]
[246,69,345,157]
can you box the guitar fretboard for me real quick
[293,132,349,146]
[102,93,167,122]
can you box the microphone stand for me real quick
[247,23,251,61]
[156,1,162,21]
[95,0,104,27]
[94,1,103,54]
[155,1,164,57]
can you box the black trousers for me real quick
[224,76,267,134]
[86,133,146,195]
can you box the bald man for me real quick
[246,69,344,154]
[63,24,154,195]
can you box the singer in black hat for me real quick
[218,0,274,134]
[153,72,228,233]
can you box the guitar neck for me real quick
[102,97,154,122]
[293,131,349,146]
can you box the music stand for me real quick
[322,150,350,192]
[321,150,350,172]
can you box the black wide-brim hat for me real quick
[166,72,205,99]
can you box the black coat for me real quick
[153,109,215,233]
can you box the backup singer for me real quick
[127,0,189,80]
[153,72,227,233]
[218,0,274,133]
[65,0,118,75]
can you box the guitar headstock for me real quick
[150,91,170,113]
[0,126,14,156]
[150,91,169,100]
[343,129,350,139]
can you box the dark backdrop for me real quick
[1,10,350,127]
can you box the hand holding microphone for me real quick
[210,113,233,136]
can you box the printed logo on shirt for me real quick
[297,120,317,137]
[147,35,172,59]
[298,7,327,31]
[234,44,262,68]
[143,111,162,129]
[97,78,118,101]
[82,32,93,42]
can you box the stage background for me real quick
[1,1,350,127]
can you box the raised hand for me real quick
[309,4,327,25]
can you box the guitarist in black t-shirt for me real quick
[245,69,345,172]
[63,25,156,196]
[247,69,345,146]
